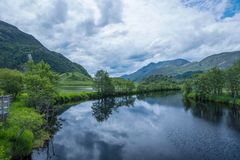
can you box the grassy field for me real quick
[58,72,93,92]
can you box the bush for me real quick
[0,100,48,158]
[0,138,10,160]
[0,69,23,97]
[7,106,45,132]
[10,129,33,157]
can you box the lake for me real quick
[32,92,240,160]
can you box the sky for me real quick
[0,0,240,76]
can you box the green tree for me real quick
[225,62,240,97]
[182,80,193,97]
[24,61,58,113]
[0,69,23,98]
[112,78,135,93]
[93,70,114,96]
[207,68,224,95]
[193,74,211,98]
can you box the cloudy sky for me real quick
[0,0,240,76]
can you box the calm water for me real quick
[32,92,240,160]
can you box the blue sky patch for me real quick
[222,0,240,18]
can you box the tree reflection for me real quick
[183,99,224,124]
[92,96,136,122]
[227,107,240,131]
[184,99,240,132]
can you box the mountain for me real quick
[122,59,191,81]
[0,20,90,77]
[122,51,240,81]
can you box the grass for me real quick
[58,72,93,92]
[185,92,240,106]
[0,94,49,159]
[55,91,98,105]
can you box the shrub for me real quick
[0,69,23,98]
[10,129,33,158]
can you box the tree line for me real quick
[93,70,181,96]
[183,60,240,101]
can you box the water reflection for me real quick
[183,99,240,132]
[33,92,240,160]
[183,99,224,124]
[227,107,240,131]
[92,96,135,122]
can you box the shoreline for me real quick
[184,92,240,107]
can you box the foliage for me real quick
[141,75,176,83]
[111,78,135,93]
[225,61,240,97]
[93,70,115,96]
[24,61,58,112]
[10,129,33,157]
[137,75,181,93]
[183,68,225,99]
[0,69,23,97]
[182,80,193,97]
[207,67,224,95]
[7,107,44,132]
[0,139,10,160]
[0,98,48,159]
[192,74,211,98]
[183,61,240,105]
[56,92,98,104]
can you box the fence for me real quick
[0,95,11,121]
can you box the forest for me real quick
[183,60,240,106]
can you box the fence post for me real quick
[1,96,3,120]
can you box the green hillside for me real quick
[122,51,240,81]
[0,20,90,77]
[58,72,93,92]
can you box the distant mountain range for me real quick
[0,20,90,77]
[122,51,240,81]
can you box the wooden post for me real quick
[1,96,3,120]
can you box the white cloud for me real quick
[0,0,240,76]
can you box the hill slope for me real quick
[123,51,240,81]
[122,59,191,81]
[0,20,90,77]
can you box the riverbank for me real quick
[185,92,240,107]
[1,88,181,159]
[55,88,181,105]
[0,96,50,160]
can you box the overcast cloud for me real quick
[0,0,240,76]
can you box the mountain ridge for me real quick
[0,20,90,77]
[122,51,240,81]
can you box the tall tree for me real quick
[193,74,211,98]
[93,70,114,96]
[225,62,240,98]
[24,61,58,113]
[207,68,224,95]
